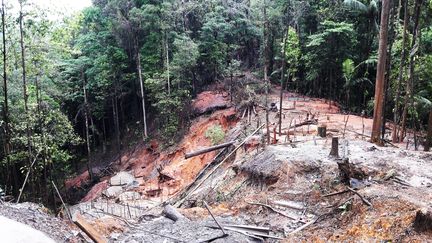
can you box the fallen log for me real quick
[73,212,108,243]
[175,124,265,207]
[163,204,185,222]
[185,141,235,159]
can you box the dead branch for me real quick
[347,187,372,207]
[321,189,350,198]
[288,216,319,235]
[246,201,299,221]
[203,201,227,236]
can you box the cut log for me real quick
[413,208,432,232]
[318,125,327,138]
[330,137,339,157]
[185,141,235,159]
[163,204,185,222]
[73,212,108,243]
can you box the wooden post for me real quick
[330,137,339,157]
[318,125,327,138]
[425,111,432,151]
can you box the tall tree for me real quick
[392,0,410,142]
[399,0,423,141]
[371,0,391,144]
[19,0,34,196]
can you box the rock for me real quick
[103,186,123,198]
[118,191,141,202]
[110,172,136,186]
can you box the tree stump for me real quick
[318,125,327,138]
[413,208,432,232]
[330,137,339,157]
[425,111,432,151]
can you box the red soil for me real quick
[70,91,238,202]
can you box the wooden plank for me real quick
[73,212,108,243]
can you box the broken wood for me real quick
[246,201,299,221]
[203,201,227,236]
[52,180,72,221]
[73,212,108,243]
[175,124,265,207]
[288,216,319,235]
[223,224,270,234]
[223,226,283,240]
[185,141,235,159]
[347,187,372,207]
[322,189,350,197]
[163,204,185,222]
[330,136,339,157]
[271,200,304,211]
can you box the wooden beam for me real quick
[185,141,235,159]
[73,212,108,243]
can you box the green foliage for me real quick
[205,125,225,145]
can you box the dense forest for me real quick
[0,0,431,206]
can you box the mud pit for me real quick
[64,88,432,242]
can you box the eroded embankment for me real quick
[66,91,238,203]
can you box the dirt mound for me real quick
[192,91,230,115]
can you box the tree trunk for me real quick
[83,70,93,180]
[112,93,121,164]
[20,3,34,197]
[136,46,148,139]
[425,111,432,152]
[263,0,270,145]
[392,0,409,143]
[371,0,390,144]
[400,0,422,141]
[382,0,397,140]
[279,28,288,135]
[166,32,171,95]
[1,0,17,195]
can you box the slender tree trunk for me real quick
[263,0,270,144]
[166,32,171,95]
[82,70,93,180]
[112,88,121,165]
[425,111,432,151]
[371,0,390,144]
[382,0,397,140]
[35,73,49,203]
[279,28,289,135]
[136,45,148,139]
[1,0,17,195]
[400,0,422,141]
[392,0,409,142]
[19,3,33,197]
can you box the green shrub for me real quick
[205,125,225,145]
